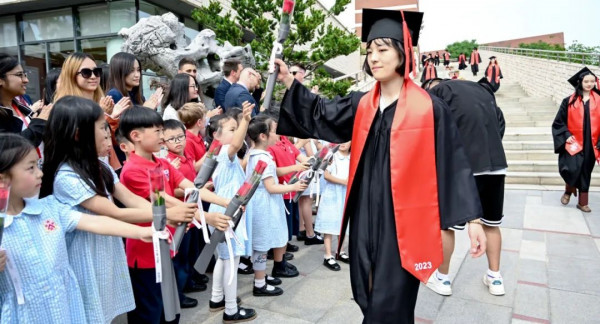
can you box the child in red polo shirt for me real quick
[118,106,231,323]
[178,102,207,171]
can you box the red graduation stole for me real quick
[426,64,436,80]
[487,64,501,83]
[459,54,466,63]
[444,52,450,60]
[341,80,442,283]
[566,91,600,161]
[470,50,481,64]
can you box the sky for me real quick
[418,0,599,51]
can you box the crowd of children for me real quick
[0,51,351,324]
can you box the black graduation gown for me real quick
[552,97,597,191]
[277,80,482,324]
[485,65,503,92]
[470,53,482,75]
[420,66,438,84]
[459,58,467,70]
[428,80,507,173]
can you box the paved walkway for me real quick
[179,189,600,323]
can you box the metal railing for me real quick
[480,46,600,66]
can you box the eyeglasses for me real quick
[189,84,199,89]
[5,72,28,80]
[165,134,186,144]
[76,68,102,79]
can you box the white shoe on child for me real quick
[482,273,505,296]
[425,271,452,296]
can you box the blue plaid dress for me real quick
[244,149,288,255]
[208,145,248,259]
[53,162,134,323]
[0,196,86,324]
[315,152,349,235]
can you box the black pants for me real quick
[128,267,180,324]
[283,199,300,241]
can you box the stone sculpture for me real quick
[119,12,255,103]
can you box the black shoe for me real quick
[223,307,257,323]
[336,252,350,264]
[304,234,324,245]
[266,275,282,286]
[184,281,207,293]
[266,249,274,260]
[253,284,284,296]
[237,264,254,275]
[286,243,299,252]
[272,265,299,278]
[284,252,294,261]
[180,296,198,308]
[296,230,307,241]
[198,273,210,284]
[209,297,242,312]
[323,257,341,271]
[285,261,297,271]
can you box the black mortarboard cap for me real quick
[568,67,597,88]
[361,9,424,46]
[489,56,496,59]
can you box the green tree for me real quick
[445,39,479,59]
[191,0,361,98]
[518,41,565,51]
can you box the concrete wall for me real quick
[480,49,600,104]
[482,32,565,48]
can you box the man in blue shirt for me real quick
[214,59,243,108]
[223,68,262,116]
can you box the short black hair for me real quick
[163,119,186,133]
[114,127,130,145]
[223,59,242,77]
[363,38,409,77]
[291,63,306,71]
[247,114,273,144]
[119,106,164,141]
[178,57,197,69]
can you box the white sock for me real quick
[211,258,225,303]
[254,278,266,288]
[223,257,240,316]
[435,270,450,281]
[487,269,501,278]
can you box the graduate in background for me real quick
[273,9,487,323]
[443,50,451,67]
[421,58,438,83]
[470,47,482,76]
[485,56,503,92]
[458,52,467,70]
[434,52,440,66]
[552,67,600,213]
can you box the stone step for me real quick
[505,115,554,122]
[506,120,552,127]
[506,171,600,185]
[501,106,557,113]
[502,141,553,150]
[503,127,552,141]
[505,150,556,160]
[507,160,557,172]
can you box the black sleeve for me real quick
[276,79,365,143]
[496,105,506,139]
[552,98,571,153]
[499,68,503,79]
[431,96,483,229]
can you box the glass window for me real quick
[22,44,46,102]
[184,17,199,43]
[48,41,75,69]
[22,9,74,42]
[138,1,169,20]
[79,1,136,36]
[0,16,18,48]
[81,37,123,65]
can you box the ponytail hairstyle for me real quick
[41,96,114,198]
[0,133,35,176]
[247,114,273,145]
[205,113,234,146]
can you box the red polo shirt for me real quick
[167,150,196,182]
[268,137,300,200]
[120,151,185,268]
[184,130,206,162]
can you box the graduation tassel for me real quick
[400,10,416,79]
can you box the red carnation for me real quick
[282,0,295,14]
[237,182,253,198]
[208,139,223,156]
[255,160,268,174]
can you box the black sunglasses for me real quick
[76,67,102,79]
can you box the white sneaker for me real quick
[425,272,452,296]
[483,273,505,296]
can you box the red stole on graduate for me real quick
[459,54,466,64]
[470,50,481,64]
[425,64,436,80]
[566,91,600,161]
[342,80,442,283]
[444,52,450,60]
[487,64,501,83]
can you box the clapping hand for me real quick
[111,97,132,119]
[99,96,115,114]
[241,101,254,122]
[143,87,164,110]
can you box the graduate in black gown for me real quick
[470,47,482,76]
[484,56,503,92]
[420,58,438,83]
[273,9,487,323]
[552,67,600,212]
[458,53,467,70]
